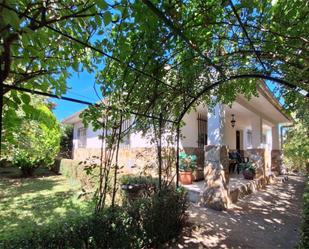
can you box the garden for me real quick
[0,167,93,242]
[0,0,308,248]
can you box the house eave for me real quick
[258,82,293,123]
[61,110,83,124]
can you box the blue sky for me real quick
[52,70,283,121]
[52,70,101,121]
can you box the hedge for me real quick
[58,159,95,192]
[298,177,309,248]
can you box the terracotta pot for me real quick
[179,171,193,185]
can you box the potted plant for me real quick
[120,175,158,203]
[240,162,256,180]
[179,152,197,185]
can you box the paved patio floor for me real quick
[169,175,305,249]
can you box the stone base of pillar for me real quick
[271,150,282,174]
[202,145,230,211]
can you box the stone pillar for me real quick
[271,150,282,175]
[251,116,262,148]
[207,103,225,145]
[202,145,230,211]
[271,125,282,174]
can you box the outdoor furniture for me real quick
[228,151,249,174]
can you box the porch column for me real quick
[272,125,280,150]
[207,103,225,145]
[251,116,262,148]
[248,116,266,178]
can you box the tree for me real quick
[0,0,111,91]
[0,0,112,152]
[283,104,309,173]
[59,124,73,159]
[3,96,61,176]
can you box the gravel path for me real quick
[169,176,305,249]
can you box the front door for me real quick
[236,130,240,152]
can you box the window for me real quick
[246,130,252,148]
[262,134,267,144]
[120,119,131,148]
[77,127,87,148]
[198,113,207,148]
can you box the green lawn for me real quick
[0,167,93,241]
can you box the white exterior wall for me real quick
[71,99,284,152]
[130,131,153,148]
[224,122,236,150]
[180,111,199,148]
[272,125,280,150]
[251,115,263,148]
[73,121,103,149]
[72,122,82,149]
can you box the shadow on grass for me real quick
[0,167,94,241]
[0,166,57,179]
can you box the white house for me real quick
[63,83,291,181]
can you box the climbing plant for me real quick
[1,0,308,208]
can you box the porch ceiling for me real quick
[234,92,291,125]
[225,101,279,129]
[225,102,256,128]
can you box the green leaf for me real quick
[96,0,108,10]
[72,61,79,72]
[103,11,112,25]
[3,10,20,29]
[21,94,31,105]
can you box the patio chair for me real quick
[228,151,249,174]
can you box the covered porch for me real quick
[180,85,291,210]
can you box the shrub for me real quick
[0,215,92,249]
[298,177,309,248]
[59,159,95,193]
[59,125,73,159]
[0,207,136,249]
[91,207,138,249]
[4,104,61,177]
[126,185,188,248]
[120,174,159,186]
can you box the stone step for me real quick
[187,189,203,203]
[185,175,285,206]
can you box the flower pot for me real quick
[179,171,193,185]
[243,169,255,180]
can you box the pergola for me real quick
[0,0,308,191]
